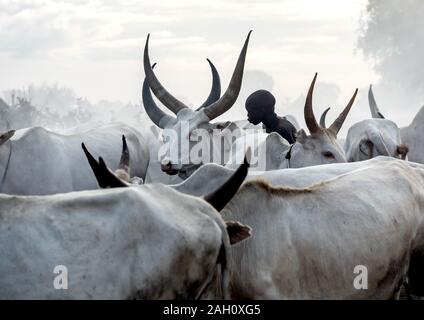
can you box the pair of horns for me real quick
[368,85,385,119]
[81,135,130,188]
[305,73,358,135]
[204,150,250,212]
[142,59,221,128]
[143,31,251,127]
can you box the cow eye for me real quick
[323,151,335,159]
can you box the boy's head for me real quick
[245,90,276,125]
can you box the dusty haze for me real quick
[0,0,422,136]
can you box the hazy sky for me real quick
[0,0,391,132]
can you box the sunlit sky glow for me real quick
[1,0,387,132]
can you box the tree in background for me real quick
[1,84,145,131]
[358,0,424,97]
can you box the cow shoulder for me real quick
[265,132,290,169]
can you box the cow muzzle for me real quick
[160,158,180,175]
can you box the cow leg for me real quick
[408,248,424,298]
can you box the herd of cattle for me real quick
[1,31,424,299]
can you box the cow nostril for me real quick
[161,159,171,167]
[161,159,176,171]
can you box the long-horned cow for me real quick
[142,59,222,183]
[0,147,252,299]
[342,85,408,162]
[226,73,358,170]
[208,159,424,299]
[142,32,251,178]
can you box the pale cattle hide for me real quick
[219,159,424,299]
[343,85,408,162]
[0,152,252,299]
[344,119,407,161]
[143,124,184,184]
[173,156,396,196]
[0,123,149,195]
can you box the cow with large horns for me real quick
[340,85,408,162]
[0,146,252,299]
[227,73,358,170]
[143,32,251,178]
[172,157,424,299]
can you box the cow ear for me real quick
[0,130,15,145]
[295,129,307,144]
[225,221,252,245]
[359,139,374,158]
[397,144,409,160]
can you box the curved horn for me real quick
[0,130,15,146]
[203,31,252,120]
[319,107,331,128]
[196,58,221,111]
[143,34,188,115]
[82,143,128,188]
[98,157,129,188]
[328,88,358,135]
[142,63,176,128]
[368,85,384,119]
[118,135,130,174]
[304,73,321,134]
[204,149,250,212]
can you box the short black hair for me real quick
[245,90,276,112]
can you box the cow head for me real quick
[368,84,385,119]
[342,84,408,161]
[345,119,408,161]
[288,73,357,167]
[142,32,251,176]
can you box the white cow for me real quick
[0,152,251,299]
[143,124,184,184]
[218,159,424,299]
[226,73,358,170]
[91,144,423,299]
[172,156,396,196]
[142,32,251,178]
[0,123,149,195]
[342,85,408,162]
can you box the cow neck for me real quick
[0,140,12,191]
